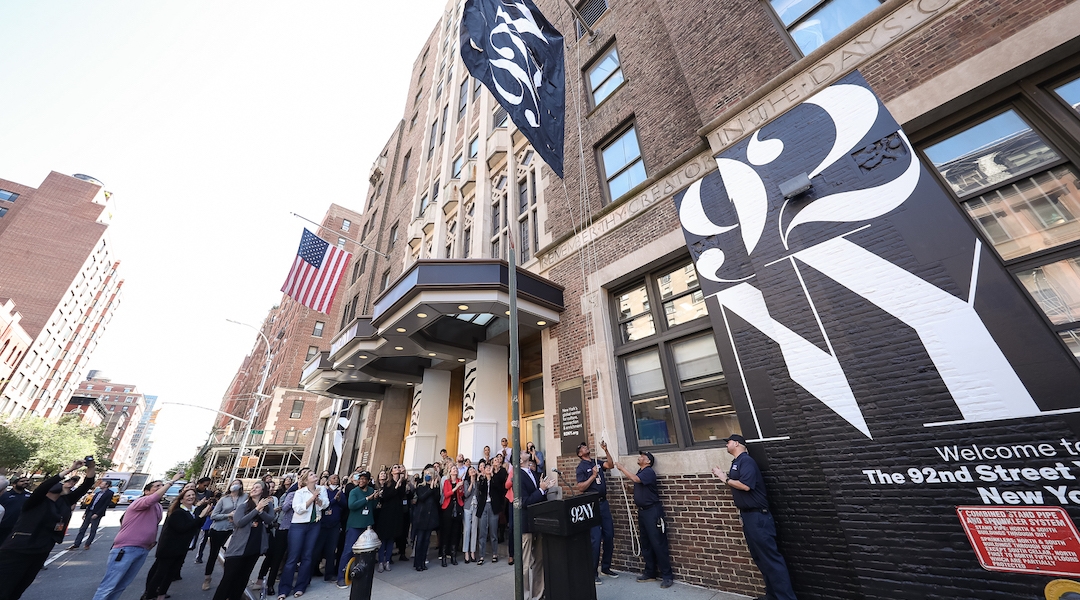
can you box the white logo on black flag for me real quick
[460,0,565,178]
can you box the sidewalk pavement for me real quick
[275,557,753,600]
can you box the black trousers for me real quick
[637,504,672,579]
[0,549,50,600]
[438,510,462,556]
[145,555,184,598]
[212,554,260,600]
[204,529,231,576]
[258,528,289,584]
[196,529,211,559]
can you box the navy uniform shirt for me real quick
[575,458,608,499]
[728,452,769,510]
[633,466,660,508]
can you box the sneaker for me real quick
[660,579,674,589]
[336,581,347,589]
[67,544,79,550]
[594,576,602,585]
[601,568,619,578]
[636,574,657,583]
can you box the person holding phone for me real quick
[143,489,213,600]
[213,481,275,600]
[277,471,328,599]
[0,459,96,600]
[91,472,183,600]
[411,467,440,571]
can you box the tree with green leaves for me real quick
[0,415,114,475]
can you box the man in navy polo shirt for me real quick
[614,450,673,589]
[713,434,797,600]
[575,440,618,584]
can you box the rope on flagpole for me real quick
[290,212,389,258]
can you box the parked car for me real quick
[117,488,143,505]
[160,481,188,506]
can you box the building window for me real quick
[429,120,439,159]
[493,106,508,129]
[0,190,18,202]
[389,223,399,249]
[768,0,883,57]
[458,79,469,121]
[312,321,325,337]
[453,155,464,178]
[290,400,305,419]
[600,125,647,202]
[918,66,1080,363]
[432,180,440,205]
[306,346,319,361]
[337,237,346,249]
[419,195,429,217]
[587,45,624,106]
[575,0,609,39]
[0,207,7,218]
[401,151,412,184]
[440,105,449,145]
[380,270,391,291]
[612,259,734,450]
[342,219,351,232]
[469,136,479,158]
[463,227,472,258]
[415,89,423,107]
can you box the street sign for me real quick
[957,506,1080,577]
[251,429,265,435]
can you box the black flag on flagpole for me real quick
[460,0,565,178]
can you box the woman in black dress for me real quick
[373,469,404,572]
[144,489,212,600]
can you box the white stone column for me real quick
[457,342,507,460]
[403,369,451,471]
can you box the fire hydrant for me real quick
[347,526,381,600]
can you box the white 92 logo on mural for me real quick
[675,73,1045,440]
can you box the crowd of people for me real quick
[0,433,797,600]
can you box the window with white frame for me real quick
[587,45,624,106]
[600,125,647,202]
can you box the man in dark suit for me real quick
[517,451,551,600]
[69,479,113,549]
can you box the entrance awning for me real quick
[302,259,564,391]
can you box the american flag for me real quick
[280,229,351,314]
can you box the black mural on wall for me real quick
[674,71,1080,599]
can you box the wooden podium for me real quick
[528,492,601,600]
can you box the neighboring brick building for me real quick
[201,204,363,480]
[0,172,123,420]
[75,374,148,470]
[300,0,1080,597]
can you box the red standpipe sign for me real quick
[956,506,1080,577]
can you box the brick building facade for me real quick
[298,0,1080,597]
[74,374,148,470]
[0,172,123,420]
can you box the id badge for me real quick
[362,508,370,515]
[54,522,64,532]
[402,499,408,506]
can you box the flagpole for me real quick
[290,212,389,258]
[509,222,524,600]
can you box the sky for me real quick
[0,1,449,476]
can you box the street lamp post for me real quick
[226,318,273,483]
